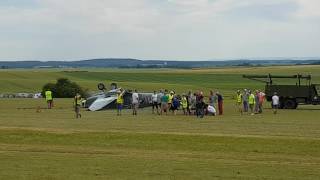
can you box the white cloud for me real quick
[295,0,320,18]
[0,0,319,60]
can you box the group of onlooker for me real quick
[236,89,280,115]
[236,89,266,115]
[139,90,224,118]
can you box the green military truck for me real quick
[243,74,320,109]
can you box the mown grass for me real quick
[0,98,320,179]
[1,65,320,179]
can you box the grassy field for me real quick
[1,65,320,96]
[1,65,320,179]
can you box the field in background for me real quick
[1,65,320,96]
[1,65,320,179]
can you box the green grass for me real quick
[0,98,320,179]
[1,65,320,95]
[1,65,320,179]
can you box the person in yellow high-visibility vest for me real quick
[168,91,174,112]
[45,89,53,109]
[236,90,243,115]
[74,93,82,118]
[181,94,188,115]
[248,90,256,115]
[116,89,125,116]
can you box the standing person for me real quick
[272,92,280,114]
[172,95,180,115]
[236,90,243,115]
[168,91,174,112]
[209,90,217,108]
[248,90,255,115]
[187,91,192,115]
[190,93,197,115]
[216,92,223,115]
[116,89,125,116]
[74,93,82,118]
[254,90,260,114]
[45,89,53,109]
[181,94,188,115]
[157,90,163,114]
[258,90,265,113]
[132,90,139,116]
[151,91,159,114]
[196,91,205,118]
[161,90,169,115]
[242,89,249,113]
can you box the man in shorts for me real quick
[272,92,279,114]
[132,89,139,116]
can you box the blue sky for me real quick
[0,0,319,61]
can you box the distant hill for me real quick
[0,58,320,69]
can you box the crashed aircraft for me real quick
[84,83,153,111]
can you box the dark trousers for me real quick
[196,103,204,118]
[218,101,223,115]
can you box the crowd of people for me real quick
[116,89,224,118]
[116,88,280,117]
[44,87,280,119]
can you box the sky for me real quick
[0,0,319,61]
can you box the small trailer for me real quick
[243,74,320,109]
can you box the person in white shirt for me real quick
[132,90,139,115]
[272,92,279,114]
[151,91,159,114]
[207,105,216,116]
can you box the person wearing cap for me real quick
[116,89,125,116]
[236,90,243,115]
[272,92,279,114]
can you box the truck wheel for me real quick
[284,99,297,109]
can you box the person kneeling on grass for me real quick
[207,104,216,116]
